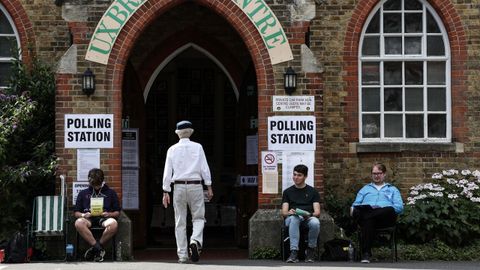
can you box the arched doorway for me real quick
[121,2,259,251]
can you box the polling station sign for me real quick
[268,116,316,150]
[65,114,114,148]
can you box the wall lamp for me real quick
[82,68,95,97]
[284,67,297,95]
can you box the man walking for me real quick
[162,120,213,263]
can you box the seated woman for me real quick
[351,163,403,263]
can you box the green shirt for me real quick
[282,185,320,214]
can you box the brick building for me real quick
[1,0,478,255]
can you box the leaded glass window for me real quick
[0,4,19,88]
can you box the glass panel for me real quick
[384,13,401,33]
[366,11,380,33]
[385,37,402,54]
[405,88,423,111]
[362,114,380,138]
[384,62,402,85]
[427,36,445,56]
[0,13,14,34]
[362,36,380,56]
[362,62,380,85]
[384,88,402,111]
[0,62,12,86]
[428,87,446,111]
[0,36,16,57]
[405,61,423,85]
[405,13,422,33]
[405,37,421,54]
[385,114,403,137]
[427,11,441,33]
[428,114,446,137]
[362,88,380,111]
[405,0,423,10]
[427,62,445,84]
[406,114,424,138]
[384,0,401,10]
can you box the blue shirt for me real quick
[74,184,121,213]
[352,183,404,214]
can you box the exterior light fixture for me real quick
[82,68,95,97]
[284,67,297,95]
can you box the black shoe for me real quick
[189,240,200,262]
[286,250,299,263]
[94,248,106,262]
[361,253,370,263]
[84,247,95,261]
[305,247,316,262]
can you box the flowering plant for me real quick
[399,169,480,246]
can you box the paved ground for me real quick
[1,260,479,270]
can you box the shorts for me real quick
[90,216,108,227]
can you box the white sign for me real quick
[282,151,315,191]
[239,176,258,186]
[268,116,316,150]
[72,182,90,205]
[273,96,315,112]
[262,151,278,172]
[77,149,100,182]
[65,114,114,148]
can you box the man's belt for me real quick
[174,180,202,185]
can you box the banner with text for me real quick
[268,116,316,150]
[65,114,114,148]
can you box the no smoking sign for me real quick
[262,151,278,172]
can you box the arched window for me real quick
[0,3,20,88]
[359,0,450,142]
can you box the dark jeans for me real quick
[353,206,397,255]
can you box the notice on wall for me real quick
[262,151,278,172]
[122,169,139,210]
[246,134,258,165]
[72,182,90,205]
[122,129,139,168]
[273,96,315,112]
[239,176,258,186]
[262,172,278,194]
[65,114,113,148]
[77,149,100,182]
[282,151,315,191]
[268,116,316,150]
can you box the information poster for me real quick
[77,149,100,182]
[282,151,315,191]
[122,169,139,209]
[122,129,139,210]
[72,182,90,205]
[122,129,139,168]
[246,134,258,165]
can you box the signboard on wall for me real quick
[122,129,139,210]
[64,114,113,148]
[268,116,316,150]
[273,96,315,112]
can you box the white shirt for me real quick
[162,138,212,192]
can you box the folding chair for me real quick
[357,225,398,262]
[28,175,68,261]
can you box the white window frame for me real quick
[0,3,21,88]
[358,0,451,143]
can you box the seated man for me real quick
[281,164,321,263]
[74,168,121,262]
[351,163,404,263]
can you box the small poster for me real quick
[90,197,104,216]
[246,134,258,165]
[282,151,315,191]
[77,149,100,181]
[72,182,90,205]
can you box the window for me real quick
[359,0,450,142]
[0,4,20,88]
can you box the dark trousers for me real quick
[353,206,397,255]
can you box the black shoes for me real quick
[189,240,201,262]
[94,248,106,262]
[361,252,370,263]
[84,246,105,262]
[305,247,316,262]
[286,250,299,263]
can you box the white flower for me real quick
[461,169,472,176]
[470,197,480,203]
[472,170,480,178]
[428,192,444,197]
[432,173,443,179]
[447,178,457,185]
[448,194,458,199]
[410,190,419,196]
[459,179,468,185]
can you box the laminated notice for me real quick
[90,197,104,216]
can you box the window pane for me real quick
[0,14,14,34]
[0,62,12,86]
[384,0,401,10]
[366,11,380,33]
[405,61,423,85]
[362,88,380,111]
[362,36,380,56]
[427,36,445,56]
[362,114,380,138]
[405,13,422,33]
[405,88,423,111]
[405,37,421,54]
[362,62,380,85]
[0,36,16,57]
[405,0,423,10]
[406,114,424,138]
[385,114,403,137]
[428,114,446,137]
[385,37,402,55]
[384,88,402,111]
[384,62,402,85]
[427,62,445,84]
[428,87,446,111]
[427,11,441,33]
[384,13,401,33]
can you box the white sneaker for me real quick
[178,257,188,263]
